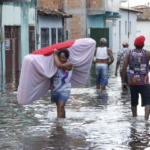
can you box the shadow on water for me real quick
[1,63,150,149]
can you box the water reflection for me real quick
[1,71,20,92]
[1,64,150,149]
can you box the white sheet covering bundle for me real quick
[17,38,96,105]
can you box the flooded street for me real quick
[1,64,150,150]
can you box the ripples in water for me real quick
[1,71,150,149]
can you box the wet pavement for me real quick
[1,64,150,150]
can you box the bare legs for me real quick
[56,101,65,118]
[145,105,150,120]
[96,84,100,89]
[96,84,106,90]
[101,85,106,90]
[131,106,137,117]
[131,105,150,121]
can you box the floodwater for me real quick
[1,64,150,150]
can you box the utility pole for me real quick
[128,0,130,41]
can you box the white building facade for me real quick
[105,7,139,67]
[137,21,150,50]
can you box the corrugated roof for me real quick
[132,5,150,21]
[120,6,142,13]
[132,5,149,9]
[37,7,73,18]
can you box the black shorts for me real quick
[130,85,150,107]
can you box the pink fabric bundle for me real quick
[17,38,96,105]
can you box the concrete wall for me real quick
[87,0,105,15]
[63,0,87,40]
[105,0,120,13]
[40,0,63,10]
[2,0,37,74]
[136,21,150,51]
[38,15,63,49]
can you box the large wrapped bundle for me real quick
[17,38,96,105]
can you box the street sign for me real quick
[0,0,31,2]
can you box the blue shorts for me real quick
[95,64,108,86]
[51,90,71,103]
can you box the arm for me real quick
[115,51,121,76]
[92,48,97,64]
[53,49,73,71]
[122,52,129,90]
[146,51,150,61]
[146,51,150,72]
[107,49,114,66]
[115,60,120,76]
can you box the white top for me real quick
[51,69,72,92]
[96,47,109,59]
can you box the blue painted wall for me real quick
[87,15,104,28]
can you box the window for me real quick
[58,28,64,43]
[41,28,49,48]
[125,21,127,35]
[51,28,56,45]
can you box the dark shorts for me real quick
[130,85,150,107]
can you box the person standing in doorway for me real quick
[122,36,150,121]
[115,41,131,88]
[93,38,114,93]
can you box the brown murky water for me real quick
[1,64,150,150]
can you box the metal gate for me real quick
[5,26,19,88]
[90,28,109,47]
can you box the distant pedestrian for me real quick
[115,41,131,88]
[122,36,150,121]
[93,38,114,92]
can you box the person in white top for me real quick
[93,38,114,91]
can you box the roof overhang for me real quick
[120,6,143,13]
[37,7,73,18]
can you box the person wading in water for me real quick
[122,36,150,121]
[93,38,114,93]
[51,49,73,119]
[115,41,131,88]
